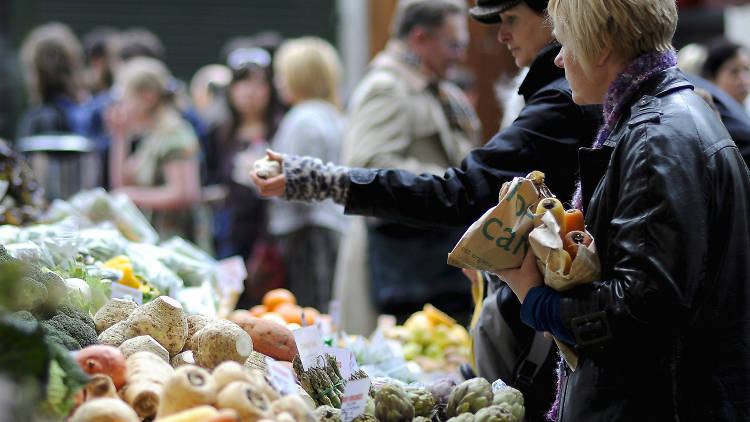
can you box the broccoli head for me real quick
[45,312,98,349]
[40,321,80,351]
[10,310,36,323]
[56,303,96,332]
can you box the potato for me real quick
[228,312,298,361]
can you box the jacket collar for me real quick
[370,39,431,92]
[601,67,693,148]
[518,42,565,101]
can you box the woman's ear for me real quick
[596,46,612,67]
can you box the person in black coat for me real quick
[499,0,750,419]
[251,1,600,420]
[686,73,750,166]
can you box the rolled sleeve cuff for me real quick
[520,285,574,344]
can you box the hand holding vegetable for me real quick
[249,150,286,197]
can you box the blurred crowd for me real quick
[9,0,750,336]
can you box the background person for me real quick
[701,37,750,110]
[106,56,203,243]
[267,36,349,313]
[335,0,481,334]
[17,22,90,138]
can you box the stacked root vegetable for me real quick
[70,292,306,421]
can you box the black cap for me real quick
[469,0,548,24]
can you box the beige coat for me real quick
[333,40,480,335]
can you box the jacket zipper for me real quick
[558,365,571,422]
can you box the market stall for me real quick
[0,145,526,421]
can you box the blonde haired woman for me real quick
[107,57,202,243]
[497,0,750,420]
[267,36,347,312]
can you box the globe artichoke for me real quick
[446,412,475,422]
[314,405,342,422]
[406,386,436,417]
[352,414,378,422]
[473,405,515,422]
[364,396,376,416]
[446,378,493,417]
[492,385,524,422]
[426,377,458,405]
[374,383,415,422]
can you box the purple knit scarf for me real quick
[570,50,677,211]
[548,49,677,422]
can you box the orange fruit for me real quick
[249,304,267,317]
[301,307,320,325]
[262,288,297,311]
[275,302,304,324]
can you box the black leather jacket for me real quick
[345,43,602,227]
[557,68,750,421]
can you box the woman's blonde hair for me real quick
[116,56,172,102]
[548,0,677,71]
[274,36,342,108]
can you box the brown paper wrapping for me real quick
[447,176,544,272]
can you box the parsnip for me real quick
[154,405,219,422]
[69,397,139,422]
[216,381,271,422]
[212,361,249,392]
[157,365,217,418]
[120,351,174,419]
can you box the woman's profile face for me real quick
[553,37,609,105]
[714,49,750,104]
[229,69,271,117]
[497,3,553,68]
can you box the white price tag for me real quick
[265,357,299,395]
[341,378,371,422]
[324,347,359,380]
[110,282,142,305]
[216,256,247,296]
[294,325,326,370]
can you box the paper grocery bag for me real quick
[447,174,548,272]
[528,212,601,291]
[528,211,601,370]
